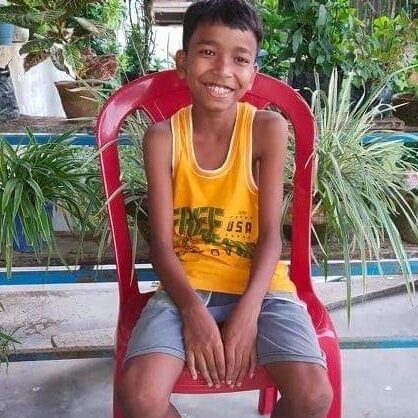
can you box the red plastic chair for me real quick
[96,69,342,418]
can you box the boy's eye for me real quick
[199,49,215,56]
[236,56,251,64]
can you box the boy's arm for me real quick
[222,111,288,387]
[143,122,225,387]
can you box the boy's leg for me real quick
[118,290,190,418]
[257,298,333,418]
[118,353,184,418]
[265,361,332,418]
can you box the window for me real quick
[153,1,193,25]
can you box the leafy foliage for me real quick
[0,131,100,277]
[0,300,20,370]
[257,0,417,89]
[310,69,418,313]
[120,0,160,77]
[0,0,123,79]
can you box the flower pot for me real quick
[13,204,54,252]
[282,205,327,244]
[12,26,29,43]
[392,93,418,127]
[394,194,418,244]
[54,80,102,119]
[0,23,14,45]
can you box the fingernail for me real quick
[215,384,220,388]
[237,382,242,387]
[250,373,255,379]
[226,380,231,385]
[208,383,213,388]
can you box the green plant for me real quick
[0,0,124,79]
[120,0,161,78]
[257,0,289,78]
[310,69,417,314]
[350,0,418,27]
[257,0,361,77]
[257,1,417,91]
[85,0,125,57]
[347,11,417,88]
[0,301,19,370]
[74,107,150,265]
[0,130,100,277]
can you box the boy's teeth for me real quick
[206,84,231,96]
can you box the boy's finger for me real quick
[205,351,221,388]
[236,352,250,387]
[225,345,235,386]
[186,351,197,380]
[230,349,242,387]
[249,347,257,378]
[195,353,213,388]
[214,344,226,383]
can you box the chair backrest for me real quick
[96,69,316,302]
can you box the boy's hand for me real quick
[222,304,258,388]
[182,303,225,388]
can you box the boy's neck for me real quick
[191,103,238,141]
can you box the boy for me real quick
[119,1,332,417]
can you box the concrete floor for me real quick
[1,289,418,418]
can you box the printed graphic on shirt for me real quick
[173,206,256,259]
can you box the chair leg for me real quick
[325,340,342,418]
[114,389,125,418]
[258,387,278,415]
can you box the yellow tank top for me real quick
[171,102,295,295]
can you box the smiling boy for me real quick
[119,1,332,417]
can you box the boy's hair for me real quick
[182,0,263,53]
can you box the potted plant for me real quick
[287,68,418,309]
[392,58,418,127]
[0,130,99,277]
[120,0,165,83]
[257,0,364,100]
[257,1,416,105]
[393,171,418,244]
[346,10,417,106]
[0,0,125,118]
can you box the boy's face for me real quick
[176,22,258,112]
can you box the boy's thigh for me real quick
[125,290,187,363]
[257,298,326,369]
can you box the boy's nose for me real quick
[212,56,232,76]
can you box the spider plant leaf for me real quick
[1,178,18,213]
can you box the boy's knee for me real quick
[118,369,170,418]
[291,378,333,417]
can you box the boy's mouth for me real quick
[204,83,234,97]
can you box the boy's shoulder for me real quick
[252,109,288,159]
[144,118,171,141]
[253,108,288,137]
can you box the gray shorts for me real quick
[125,290,326,369]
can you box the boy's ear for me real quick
[175,50,187,79]
[247,63,259,90]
